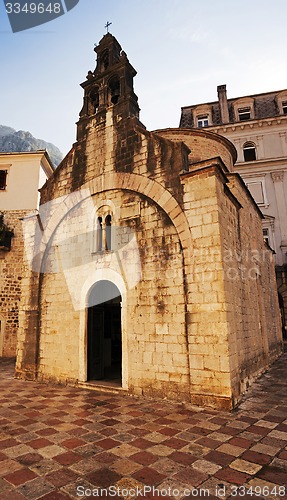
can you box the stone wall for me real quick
[180,166,234,407]
[155,128,237,171]
[0,210,28,356]
[178,164,282,408]
[32,190,189,401]
[225,174,283,398]
[15,103,283,409]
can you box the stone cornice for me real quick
[235,157,287,175]
[209,115,287,134]
[188,155,229,173]
[180,158,229,185]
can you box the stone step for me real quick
[77,381,128,395]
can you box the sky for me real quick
[1,0,287,157]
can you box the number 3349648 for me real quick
[5,3,62,14]
[231,486,286,496]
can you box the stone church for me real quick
[15,33,283,409]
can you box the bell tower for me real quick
[77,33,140,140]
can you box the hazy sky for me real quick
[1,0,287,156]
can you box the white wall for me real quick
[0,153,50,211]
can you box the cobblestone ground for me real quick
[0,350,287,500]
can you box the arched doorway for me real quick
[87,280,122,382]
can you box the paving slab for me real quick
[0,351,287,500]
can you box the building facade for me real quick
[15,35,283,409]
[0,151,54,356]
[180,86,287,336]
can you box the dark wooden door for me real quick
[87,306,104,380]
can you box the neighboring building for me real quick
[0,151,54,356]
[180,86,287,336]
[15,34,282,409]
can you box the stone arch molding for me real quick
[78,269,129,386]
[23,173,193,302]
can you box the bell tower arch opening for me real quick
[100,49,109,71]
[89,87,100,114]
[87,280,122,384]
[108,75,121,105]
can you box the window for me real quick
[0,170,7,190]
[244,174,268,207]
[243,142,256,161]
[238,107,251,121]
[275,91,287,115]
[105,215,112,251]
[193,105,212,127]
[93,213,113,252]
[246,181,265,205]
[233,98,254,122]
[197,115,209,128]
[96,217,103,251]
[263,228,270,246]
[262,224,275,250]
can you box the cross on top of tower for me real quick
[105,21,112,33]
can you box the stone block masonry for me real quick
[15,33,283,409]
[0,210,29,356]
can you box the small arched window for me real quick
[93,213,113,253]
[243,142,256,162]
[105,215,112,251]
[96,217,103,251]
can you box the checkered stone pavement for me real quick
[0,350,286,500]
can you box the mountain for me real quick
[0,126,63,168]
[0,126,16,137]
